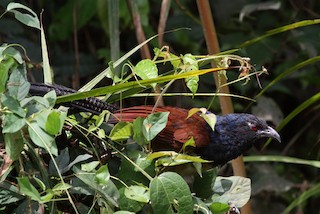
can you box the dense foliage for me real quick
[0,1,319,213]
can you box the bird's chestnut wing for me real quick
[112,106,211,150]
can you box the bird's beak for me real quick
[258,126,281,142]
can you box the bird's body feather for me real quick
[112,106,211,150]
[112,106,281,165]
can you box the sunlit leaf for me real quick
[6,2,40,29]
[209,202,230,214]
[0,45,24,64]
[52,182,72,192]
[119,187,144,213]
[81,161,100,172]
[95,165,110,185]
[143,112,169,141]
[110,122,133,141]
[182,54,199,95]
[181,137,196,151]
[124,185,149,203]
[134,59,158,89]
[32,176,46,192]
[212,176,251,208]
[147,151,178,160]
[186,108,201,119]
[46,110,63,136]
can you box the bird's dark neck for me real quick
[198,115,254,166]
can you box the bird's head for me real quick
[216,113,281,145]
[201,113,281,165]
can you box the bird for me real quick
[111,106,281,166]
[28,83,281,165]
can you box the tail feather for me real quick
[29,82,118,114]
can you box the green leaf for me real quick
[95,110,109,127]
[73,166,119,207]
[142,112,169,141]
[1,94,26,117]
[95,165,110,185]
[182,54,199,95]
[209,202,230,214]
[6,3,40,29]
[43,90,57,108]
[185,75,199,95]
[201,111,217,131]
[35,109,52,130]
[28,121,57,156]
[7,65,30,100]
[147,151,209,164]
[147,151,178,160]
[52,182,72,193]
[21,96,50,116]
[153,47,180,69]
[81,161,100,172]
[193,168,217,199]
[212,176,251,208]
[46,110,65,136]
[117,153,155,188]
[40,192,54,203]
[150,172,193,214]
[132,117,148,146]
[119,187,144,213]
[0,56,14,93]
[124,185,149,203]
[2,113,26,133]
[134,59,158,89]
[4,132,25,161]
[0,45,24,64]
[114,211,135,214]
[155,154,209,167]
[32,176,46,192]
[193,197,211,214]
[17,177,41,202]
[181,137,196,151]
[110,122,133,141]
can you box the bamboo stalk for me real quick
[196,1,252,213]
[127,0,164,106]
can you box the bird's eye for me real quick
[251,126,258,131]
[247,122,258,131]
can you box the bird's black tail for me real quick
[29,82,118,114]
